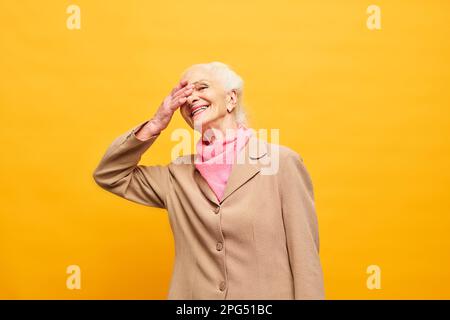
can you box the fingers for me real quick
[167,90,190,110]
[171,79,189,95]
[173,83,194,99]
[169,80,194,110]
[170,80,185,94]
[177,97,188,107]
[168,96,187,111]
[173,86,193,101]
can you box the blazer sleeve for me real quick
[92,121,170,209]
[280,152,325,299]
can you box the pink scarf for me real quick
[195,125,253,202]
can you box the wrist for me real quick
[135,118,163,141]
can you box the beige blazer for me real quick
[93,121,325,300]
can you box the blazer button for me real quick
[219,281,227,291]
[214,205,220,214]
[216,242,223,251]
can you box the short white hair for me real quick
[180,61,248,126]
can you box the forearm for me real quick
[93,121,156,188]
[92,120,168,208]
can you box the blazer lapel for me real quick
[192,135,269,205]
[194,168,220,206]
[220,135,268,203]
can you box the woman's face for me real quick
[179,68,235,131]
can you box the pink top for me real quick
[194,125,253,202]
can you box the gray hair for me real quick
[180,61,248,127]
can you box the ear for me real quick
[226,89,237,113]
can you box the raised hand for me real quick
[135,80,193,140]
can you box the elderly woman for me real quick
[93,62,325,300]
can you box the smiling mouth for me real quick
[191,105,210,118]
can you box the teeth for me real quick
[191,106,209,117]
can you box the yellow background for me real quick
[1,0,449,299]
